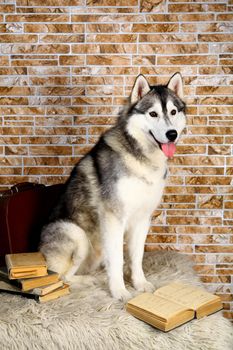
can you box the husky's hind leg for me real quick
[63,235,89,282]
[40,221,90,281]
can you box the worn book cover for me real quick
[32,280,64,296]
[5,252,47,279]
[0,266,59,291]
[0,280,70,303]
[126,282,223,332]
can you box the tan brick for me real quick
[180,14,214,22]
[0,5,15,13]
[199,106,233,116]
[59,56,85,66]
[132,55,155,66]
[30,76,70,86]
[73,77,123,85]
[0,167,23,175]
[195,246,233,254]
[167,217,222,226]
[0,56,9,66]
[208,145,231,155]
[144,244,193,254]
[198,195,223,209]
[29,145,72,156]
[176,145,206,155]
[158,55,217,65]
[166,186,218,195]
[146,234,177,244]
[163,195,195,203]
[217,14,233,21]
[170,155,224,167]
[40,34,84,43]
[0,97,29,105]
[87,24,121,33]
[200,276,231,283]
[87,0,138,5]
[140,0,165,12]
[216,294,233,302]
[0,34,37,43]
[122,23,179,33]
[72,43,137,54]
[197,86,233,95]
[0,87,34,96]
[138,44,208,55]
[72,14,144,22]
[199,34,233,42]
[34,126,86,135]
[4,116,34,126]
[73,96,112,105]
[139,34,196,43]
[87,34,137,43]
[216,269,233,276]
[25,24,85,33]
[169,3,226,13]
[186,176,231,186]
[11,59,58,66]
[87,55,131,66]
[6,14,69,22]
[194,265,215,275]
[38,87,85,96]
[199,96,233,105]
[24,167,66,175]
[17,0,83,5]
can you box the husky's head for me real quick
[126,73,186,158]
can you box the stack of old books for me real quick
[0,252,70,303]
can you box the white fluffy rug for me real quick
[0,251,232,350]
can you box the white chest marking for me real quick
[117,173,165,219]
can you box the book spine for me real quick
[5,255,12,273]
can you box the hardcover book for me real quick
[32,280,64,296]
[0,280,70,303]
[5,252,47,279]
[126,282,223,332]
[0,267,59,291]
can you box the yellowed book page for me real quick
[154,282,220,310]
[5,252,46,269]
[126,303,194,332]
[39,284,70,303]
[127,293,189,322]
[9,266,48,280]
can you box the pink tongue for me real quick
[161,143,176,158]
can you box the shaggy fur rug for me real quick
[0,251,232,350]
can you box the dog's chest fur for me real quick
[116,152,167,219]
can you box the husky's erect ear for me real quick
[167,72,184,99]
[130,74,150,104]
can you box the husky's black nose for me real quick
[166,130,177,142]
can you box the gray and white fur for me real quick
[39,73,186,301]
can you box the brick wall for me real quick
[0,0,232,320]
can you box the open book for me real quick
[126,282,223,332]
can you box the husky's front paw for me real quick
[133,279,155,293]
[111,288,132,301]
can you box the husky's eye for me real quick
[149,111,158,118]
[171,109,177,116]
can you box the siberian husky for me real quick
[39,73,186,301]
